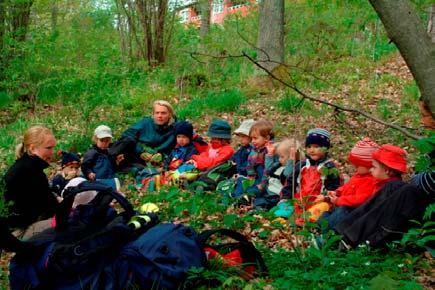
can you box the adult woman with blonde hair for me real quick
[0,126,60,254]
[111,100,178,169]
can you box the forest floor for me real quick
[0,52,434,289]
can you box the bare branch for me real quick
[186,50,421,140]
[242,51,422,140]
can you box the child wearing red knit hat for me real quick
[317,138,379,231]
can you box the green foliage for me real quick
[176,89,245,120]
[276,94,304,113]
[411,134,435,172]
[266,242,422,289]
[401,203,435,252]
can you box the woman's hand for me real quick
[88,172,96,181]
[140,152,153,162]
[116,154,125,165]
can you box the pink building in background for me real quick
[178,1,258,26]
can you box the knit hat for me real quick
[348,138,379,167]
[175,121,194,140]
[372,144,407,173]
[58,150,80,167]
[410,172,434,196]
[234,119,255,136]
[94,125,113,139]
[305,128,331,148]
[208,119,232,139]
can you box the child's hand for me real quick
[314,195,325,203]
[186,159,197,167]
[88,172,96,180]
[116,154,125,165]
[327,191,337,198]
[330,195,338,204]
[266,142,275,155]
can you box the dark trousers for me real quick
[109,136,144,172]
[335,183,431,248]
[318,206,353,233]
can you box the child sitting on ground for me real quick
[334,143,408,248]
[234,120,274,205]
[82,125,123,191]
[231,119,255,176]
[164,121,198,171]
[265,138,303,215]
[187,119,235,171]
[51,151,81,195]
[317,138,379,231]
[281,128,341,225]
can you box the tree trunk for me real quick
[121,0,146,62]
[0,0,5,51]
[154,0,167,65]
[256,0,285,72]
[368,0,435,116]
[428,5,435,43]
[51,0,58,35]
[199,0,210,39]
[10,0,33,42]
[115,0,128,62]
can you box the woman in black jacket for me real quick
[0,125,59,254]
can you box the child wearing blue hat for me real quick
[164,121,198,171]
[281,128,341,225]
[51,150,81,195]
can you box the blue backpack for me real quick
[116,223,206,289]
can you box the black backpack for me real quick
[48,182,140,275]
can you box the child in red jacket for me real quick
[187,119,235,171]
[317,138,379,231]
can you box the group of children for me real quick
[51,116,416,230]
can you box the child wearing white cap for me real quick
[231,119,255,176]
[81,125,123,191]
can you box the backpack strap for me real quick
[197,229,268,276]
[56,181,134,230]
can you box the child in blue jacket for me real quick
[82,125,122,191]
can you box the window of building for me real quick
[212,0,224,14]
[180,9,189,22]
